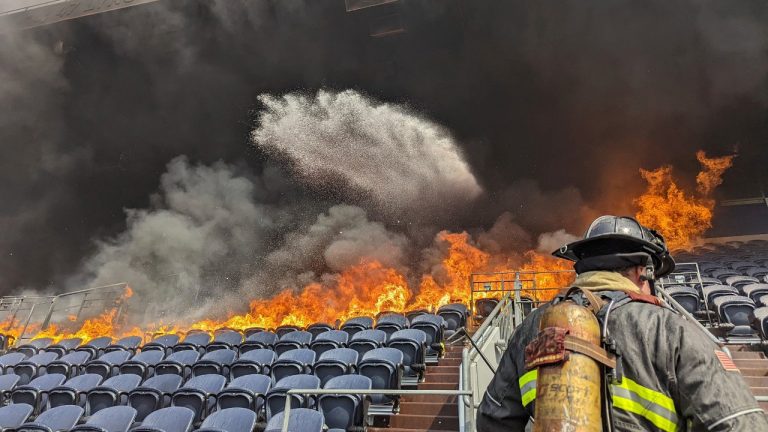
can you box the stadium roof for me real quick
[0,0,160,30]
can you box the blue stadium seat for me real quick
[702,285,738,311]
[170,375,226,423]
[10,373,65,413]
[47,350,91,378]
[190,349,236,377]
[0,403,34,430]
[386,329,427,384]
[76,336,113,359]
[216,374,272,412]
[437,303,468,336]
[274,331,313,356]
[730,261,757,271]
[142,335,181,355]
[340,317,374,338]
[173,332,212,354]
[194,407,257,432]
[713,295,756,337]
[375,314,409,338]
[306,323,334,339]
[405,310,428,322]
[711,268,741,283]
[271,349,315,382]
[84,350,132,379]
[313,348,358,387]
[47,373,103,409]
[13,352,59,385]
[105,336,143,354]
[131,406,195,432]
[319,374,372,432]
[15,338,54,358]
[663,286,700,314]
[239,332,278,354]
[411,314,446,362]
[752,307,768,339]
[475,298,499,321]
[309,330,348,357]
[71,405,137,432]
[120,350,166,380]
[275,325,301,338]
[155,351,200,378]
[0,373,21,395]
[725,276,759,291]
[358,347,403,406]
[243,328,266,338]
[347,329,387,358]
[128,374,183,422]
[699,276,723,287]
[206,330,243,353]
[230,349,277,379]
[16,404,83,432]
[86,374,143,415]
[742,284,768,304]
[745,267,768,280]
[45,337,83,357]
[264,408,324,432]
[0,352,28,374]
[265,375,320,420]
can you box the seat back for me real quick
[314,348,358,387]
[348,329,387,358]
[319,375,372,431]
[142,334,181,353]
[0,403,34,430]
[172,374,227,422]
[129,374,183,421]
[29,404,83,431]
[134,406,195,432]
[155,350,200,377]
[231,349,277,379]
[266,375,320,420]
[207,330,244,352]
[274,331,313,356]
[306,323,333,338]
[192,349,237,377]
[359,348,402,404]
[217,374,272,411]
[14,351,59,385]
[72,405,137,432]
[86,374,142,415]
[271,349,316,382]
[240,332,278,353]
[85,350,131,379]
[199,407,257,432]
[264,408,324,432]
[119,350,165,378]
[310,330,348,357]
[48,373,103,408]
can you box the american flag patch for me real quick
[715,350,740,372]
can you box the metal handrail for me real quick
[283,388,473,432]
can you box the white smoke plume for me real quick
[252,90,483,220]
[537,229,580,254]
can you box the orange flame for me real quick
[635,151,734,250]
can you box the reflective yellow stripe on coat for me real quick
[518,369,537,407]
[611,377,679,432]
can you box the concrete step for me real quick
[424,373,459,384]
[418,382,459,390]
[749,387,768,396]
[428,366,460,374]
[399,402,458,416]
[402,394,458,404]
[439,358,461,367]
[734,359,768,368]
[731,351,767,360]
[388,414,459,430]
[743,376,768,387]
[738,368,768,376]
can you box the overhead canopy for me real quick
[0,0,161,30]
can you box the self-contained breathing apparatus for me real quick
[524,216,675,432]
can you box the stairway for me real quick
[729,346,768,411]
[369,344,463,431]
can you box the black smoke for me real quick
[0,0,766,294]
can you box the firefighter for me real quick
[476,215,768,431]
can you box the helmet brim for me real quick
[553,234,675,277]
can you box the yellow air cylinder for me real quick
[533,301,603,432]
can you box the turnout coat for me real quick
[476,271,768,431]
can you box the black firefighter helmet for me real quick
[552,215,675,279]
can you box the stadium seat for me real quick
[306,323,334,339]
[410,314,446,362]
[752,307,768,339]
[712,295,756,337]
[47,350,92,378]
[190,349,236,377]
[271,349,316,382]
[84,350,132,379]
[243,327,266,338]
[47,373,103,409]
[10,373,66,413]
[13,351,59,385]
[76,336,113,359]
[128,374,184,421]
[131,406,195,432]
[230,349,277,379]
[264,408,324,432]
[309,330,349,357]
[194,407,257,432]
[358,347,403,407]
[0,373,21,396]
[45,337,83,357]
[142,335,181,355]
[16,404,83,432]
[216,374,272,412]
[120,350,166,380]
[742,284,768,304]
[340,317,374,338]
[319,374,372,432]
[0,403,34,430]
[711,268,741,283]
[313,348,358,387]
[347,329,387,358]
[699,276,723,287]
[437,303,469,336]
[265,375,320,420]
[386,329,427,384]
[206,330,243,353]
[663,286,700,314]
[274,331,313,356]
[170,374,227,423]
[71,405,137,432]
[86,374,143,415]
[275,325,301,338]
[725,276,759,290]
[702,285,738,310]
[173,332,212,354]
[155,351,200,378]
[730,261,757,271]
[375,314,409,338]
[475,298,499,321]
[0,352,28,374]
[105,336,143,354]
[405,309,428,322]
[15,338,53,358]
[239,332,278,354]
